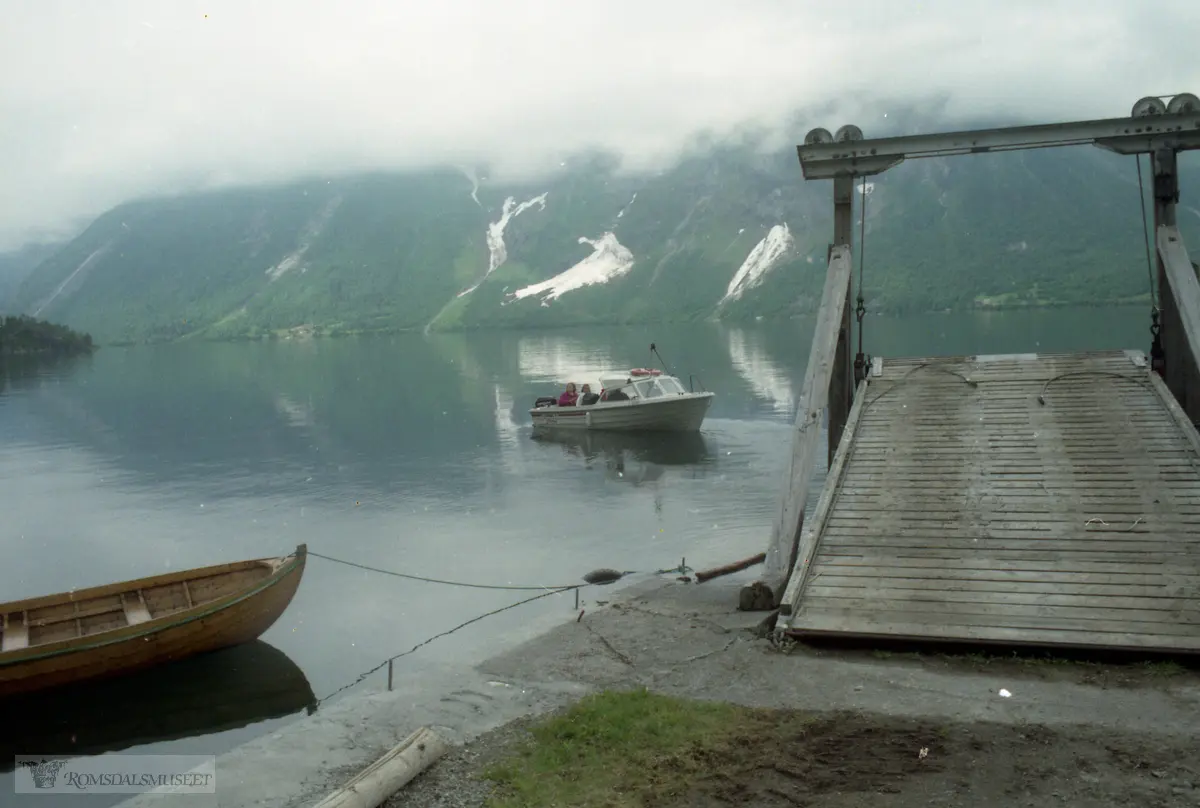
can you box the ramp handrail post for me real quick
[1157,220,1200,423]
[740,245,853,611]
[1152,143,1200,423]
[828,176,856,466]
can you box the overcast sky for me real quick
[2,0,1198,250]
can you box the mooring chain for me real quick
[305,551,694,706]
[307,550,584,591]
[1136,153,1166,376]
[854,177,870,386]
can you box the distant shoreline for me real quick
[95,299,1152,347]
[0,314,95,358]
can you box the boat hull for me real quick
[0,547,306,698]
[529,392,713,432]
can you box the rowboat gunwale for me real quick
[0,544,306,669]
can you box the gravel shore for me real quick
[387,717,538,808]
[118,573,1200,807]
[385,574,1200,807]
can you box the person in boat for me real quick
[557,383,578,407]
[579,384,600,405]
[602,383,630,402]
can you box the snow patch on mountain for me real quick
[459,193,547,298]
[32,241,115,316]
[459,166,483,206]
[265,195,344,281]
[721,224,793,304]
[488,194,547,275]
[616,192,638,219]
[510,233,634,306]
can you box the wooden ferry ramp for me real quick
[734,97,1200,654]
[777,350,1200,652]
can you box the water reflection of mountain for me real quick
[14,337,502,500]
[725,327,796,416]
[7,325,796,501]
[0,352,93,399]
[0,640,315,773]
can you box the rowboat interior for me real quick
[0,556,294,653]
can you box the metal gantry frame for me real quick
[796,108,1200,180]
[797,93,1200,431]
[744,93,1200,611]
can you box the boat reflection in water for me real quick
[0,640,316,773]
[531,428,713,484]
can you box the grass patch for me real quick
[480,692,983,806]
[1140,660,1187,677]
[482,688,752,807]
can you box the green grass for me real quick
[483,689,752,807]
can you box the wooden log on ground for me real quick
[308,726,449,808]
[695,553,766,583]
[740,244,853,610]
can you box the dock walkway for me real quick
[778,350,1200,652]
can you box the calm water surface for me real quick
[0,308,1151,805]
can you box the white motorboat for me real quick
[529,368,714,432]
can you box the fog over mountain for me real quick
[3,0,1199,251]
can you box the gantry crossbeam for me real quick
[798,112,1200,180]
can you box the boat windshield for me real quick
[630,377,687,398]
[657,377,686,394]
[633,380,661,399]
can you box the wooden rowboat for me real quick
[0,544,306,697]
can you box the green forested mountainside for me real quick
[0,241,64,313]
[7,131,1200,344]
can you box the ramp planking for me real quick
[779,350,1200,652]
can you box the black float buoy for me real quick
[583,568,625,585]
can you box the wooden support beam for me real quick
[740,245,853,611]
[1158,224,1200,423]
[779,379,869,618]
[1154,151,1186,414]
[828,178,855,467]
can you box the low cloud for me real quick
[2,0,1198,249]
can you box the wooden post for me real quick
[740,246,853,610]
[1158,224,1200,424]
[1153,149,1200,424]
[828,177,855,465]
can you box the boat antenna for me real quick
[650,343,671,373]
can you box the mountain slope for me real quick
[10,132,1200,344]
[0,241,66,314]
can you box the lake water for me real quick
[0,307,1153,805]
